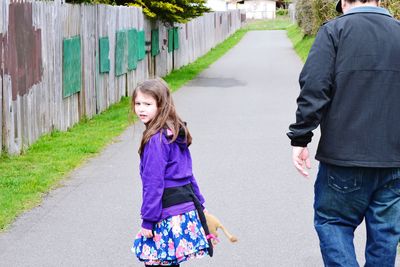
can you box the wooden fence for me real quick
[0,0,242,155]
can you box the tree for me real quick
[276,0,292,10]
[311,0,337,33]
[295,0,314,35]
[381,0,400,19]
[123,0,211,25]
[64,0,211,25]
[296,0,337,35]
[65,0,113,4]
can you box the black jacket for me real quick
[287,7,400,167]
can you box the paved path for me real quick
[1,31,398,267]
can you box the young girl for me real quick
[131,78,212,266]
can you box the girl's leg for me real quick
[144,265,180,267]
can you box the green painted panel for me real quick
[137,30,146,61]
[173,27,179,50]
[63,36,81,98]
[127,28,138,71]
[151,29,159,57]
[115,30,128,76]
[99,37,110,73]
[168,28,174,53]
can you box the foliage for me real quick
[381,0,400,19]
[295,0,337,35]
[276,8,289,16]
[277,0,293,9]
[65,0,212,25]
[295,0,314,35]
[295,0,400,36]
[312,0,337,32]
[125,0,211,25]
[65,0,113,4]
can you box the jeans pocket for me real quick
[327,165,362,193]
[387,178,400,196]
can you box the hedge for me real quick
[296,0,400,36]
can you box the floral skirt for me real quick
[132,210,209,266]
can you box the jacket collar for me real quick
[345,6,392,17]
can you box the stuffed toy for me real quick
[205,212,238,245]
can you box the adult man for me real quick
[287,0,400,266]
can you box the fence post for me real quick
[289,3,296,24]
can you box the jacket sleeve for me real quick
[140,133,170,230]
[287,25,336,147]
[190,174,206,207]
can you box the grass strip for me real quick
[0,98,131,230]
[243,16,293,31]
[286,24,315,62]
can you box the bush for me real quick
[296,0,314,35]
[296,0,338,35]
[382,0,400,19]
[296,0,400,36]
[312,0,337,32]
[276,8,289,16]
[127,0,211,24]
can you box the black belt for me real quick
[162,183,213,257]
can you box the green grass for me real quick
[0,98,132,230]
[243,16,293,31]
[287,24,315,62]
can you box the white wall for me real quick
[244,0,276,19]
[227,3,241,10]
[206,0,228,11]
[288,3,296,23]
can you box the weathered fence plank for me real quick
[97,4,111,113]
[81,5,97,118]
[0,75,2,156]
[0,0,7,155]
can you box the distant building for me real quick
[228,0,277,19]
[206,0,229,11]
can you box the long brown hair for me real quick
[132,77,192,155]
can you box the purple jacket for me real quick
[140,130,205,229]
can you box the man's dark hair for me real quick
[345,0,379,3]
[337,0,379,13]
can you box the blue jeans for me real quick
[314,163,400,267]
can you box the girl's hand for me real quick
[140,228,153,238]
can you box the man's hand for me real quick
[140,228,153,238]
[292,146,311,177]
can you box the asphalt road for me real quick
[0,30,398,267]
